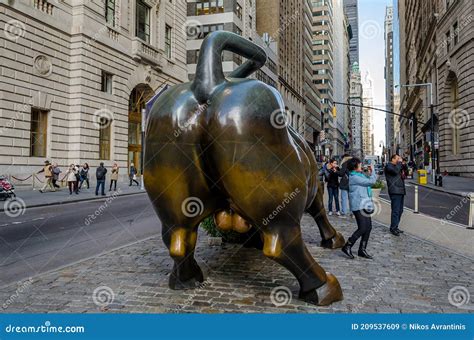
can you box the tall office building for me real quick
[343,0,359,66]
[362,71,375,156]
[349,63,363,157]
[186,0,277,89]
[311,0,335,157]
[333,0,351,156]
[0,0,187,180]
[384,6,395,158]
[256,0,322,142]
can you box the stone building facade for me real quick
[0,0,187,183]
[398,0,474,176]
[435,0,474,176]
[349,62,363,158]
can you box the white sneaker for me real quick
[336,211,341,216]
[328,212,333,216]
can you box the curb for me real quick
[0,190,146,213]
[407,180,469,197]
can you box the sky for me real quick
[358,0,394,155]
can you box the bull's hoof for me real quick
[169,264,204,290]
[299,272,343,306]
[320,231,345,249]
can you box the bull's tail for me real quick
[191,31,267,103]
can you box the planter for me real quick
[371,188,381,199]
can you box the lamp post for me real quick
[397,83,436,184]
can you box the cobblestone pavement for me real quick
[0,215,472,313]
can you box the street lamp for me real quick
[396,83,436,183]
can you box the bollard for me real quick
[468,192,474,229]
[32,173,35,190]
[414,185,419,214]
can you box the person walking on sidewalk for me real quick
[79,163,90,189]
[385,154,406,236]
[129,163,139,186]
[95,162,107,196]
[324,158,342,216]
[341,158,378,259]
[110,162,119,191]
[51,162,61,189]
[66,164,79,195]
[38,160,56,193]
[339,154,352,218]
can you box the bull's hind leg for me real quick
[162,223,204,289]
[306,181,345,249]
[262,225,343,306]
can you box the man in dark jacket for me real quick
[95,162,107,196]
[339,154,351,218]
[324,159,342,216]
[384,154,406,236]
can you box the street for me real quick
[0,193,160,287]
[380,181,470,226]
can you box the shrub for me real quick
[371,180,385,189]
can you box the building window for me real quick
[105,0,115,25]
[101,71,113,94]
[195,0,224,15]
[30,108,48,157]
[165,25,172,58]
[136,0,150,43]
[249,15,252,29]
[234,3,242,19]
[99,117,111,160]
[453,21,458,45]
[446,31,451,52]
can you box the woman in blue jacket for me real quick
[341,157,378,259]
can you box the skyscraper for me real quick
[384,6,395,158]
[257,0,322,145]
[343,0,359,66]
[362,71,375,156]
[350,63,363,158]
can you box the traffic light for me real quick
[332,106,337,118]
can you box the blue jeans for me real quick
[389,194,405,231]
[340,189,349,215]
[95,179,105,195]
[327,186,340,212]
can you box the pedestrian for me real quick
[129,162,139,186]
[95,162,107,196]
[51,162,61,189]
[339,154,352,218]
[110,162,119,191]
[324,158,342,216]
[74,164,81,192]
[384,154,406,236]
[79,163,90,189]
[38,160,56,193]
[341,158,378,259]
[66,164,79,195]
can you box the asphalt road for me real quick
[0,193,161,286]
[380,181,470,226]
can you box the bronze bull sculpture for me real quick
[144,31,344,306]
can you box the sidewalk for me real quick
[1,182,146,213]
[408,172,474,197]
